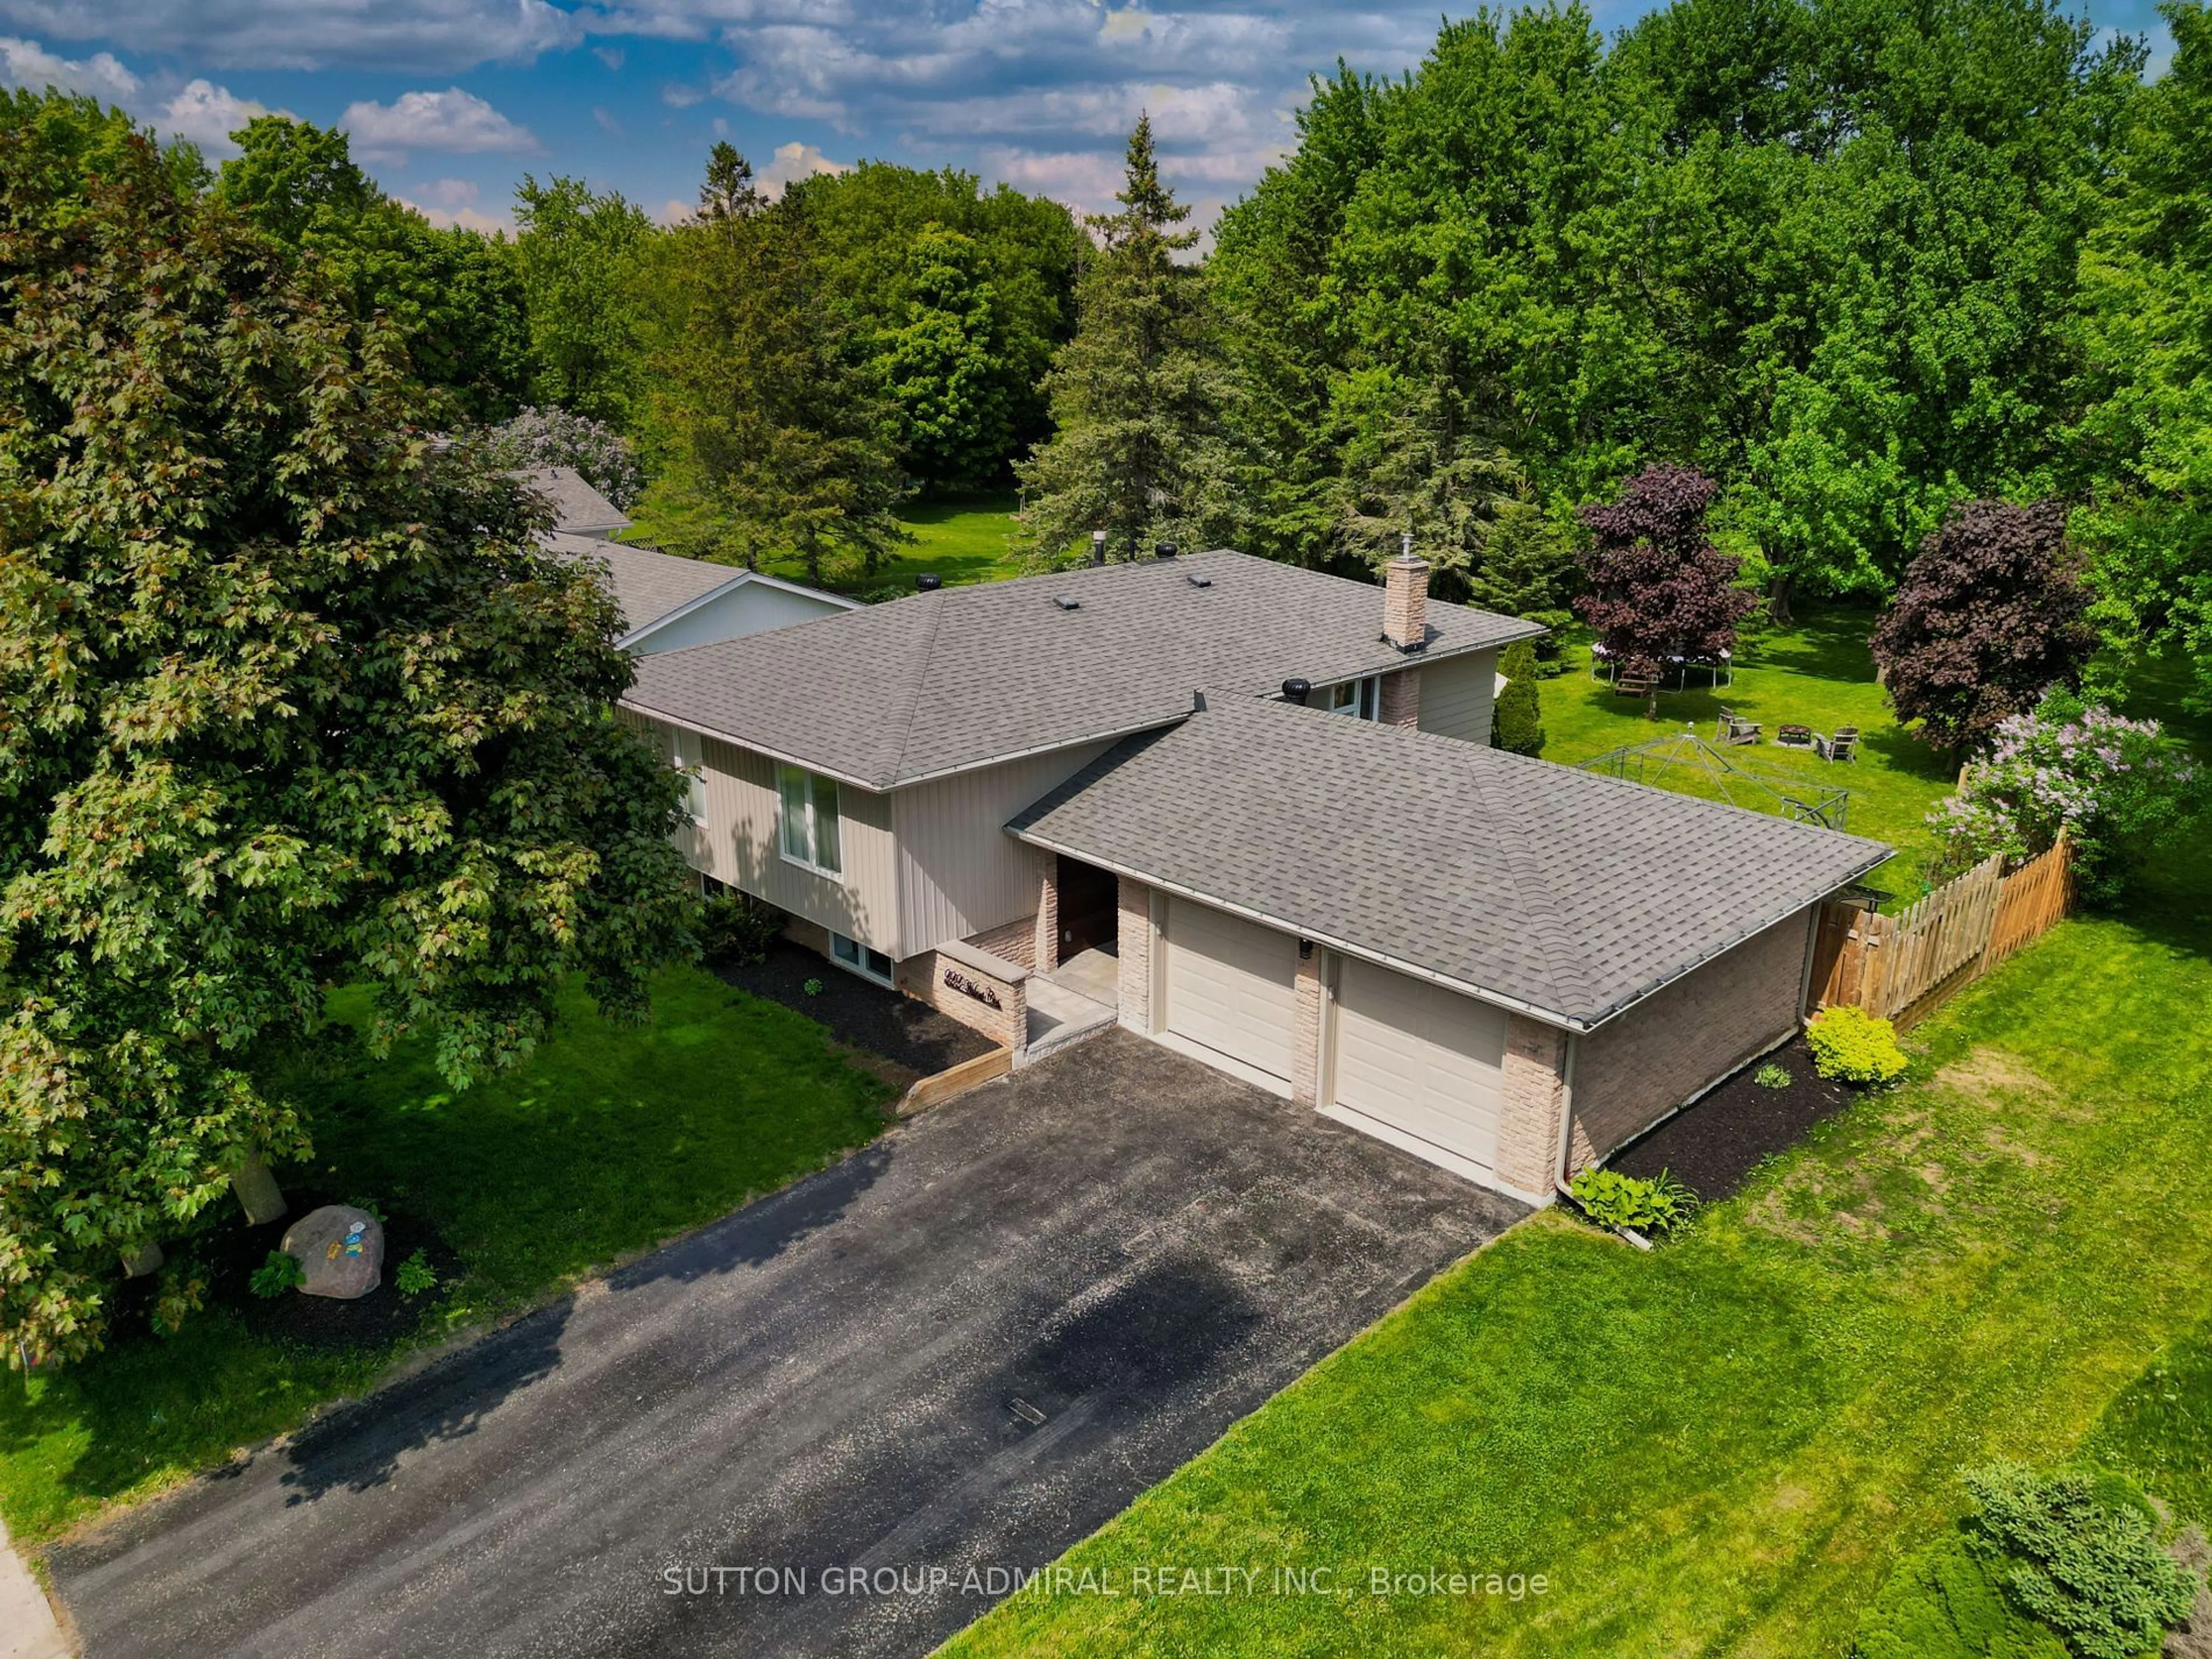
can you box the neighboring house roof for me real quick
[541,532,859,650]
[515,466,630,537]
[1009,694,1891,1032]
[623,549,1544,790]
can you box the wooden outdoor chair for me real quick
[1815,725,1860,762]
[1716,707,1762,745]
[1776,723,1814,748]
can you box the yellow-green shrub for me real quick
[1807,1006,1908,1085]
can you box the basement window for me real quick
[777,763,843,877]
[831,931,894,986]
[1325,676,1380,721]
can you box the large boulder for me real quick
[279,1205,384,1300]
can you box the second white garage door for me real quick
[1160,897,1298,1086]
[1328,956,1506,1178]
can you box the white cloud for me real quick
[341,87,539,163]
[593,44,624,70]
[160,76,272,151]
[396,177,513,232]
[0,2,578,71]
[0,34,139,100]
[756,138,846,199]
[593,105,622,134]
[661,82,706,108]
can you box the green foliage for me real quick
[630,146,909,581]
[1755,1062,1794,1089]
[248,1252,305,1300]
[1527,609,1577,664]
[1491,641,1546,756]
[2084,1317,2212,1531]
[1567,1166,1696,1236]
[1017,116,1243,565]
[1807,1007,1910,1085]
[803,978,824,997]
[393,1249,437,1298]
[700,890,784,968]
[1963,1463,2199,1659]
[0,99,697,1365]
[513,173,654,426]
[1853,1527,2070,1659]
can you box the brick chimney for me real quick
[1383,552,1430,652]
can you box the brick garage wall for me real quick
[1291,949,1323,1108]
[1034,865,1059,974]
[1494,1016,1570,1199]
[895,941,1026,1050]
[1116,876,1153,1032]
[1378,666,1421,729]
[1568,906,1816,1171]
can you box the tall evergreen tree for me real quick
[1017,116,1240,562]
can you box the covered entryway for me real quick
[1325,956,1507,1182]
[1055,853,1119,961]
[1158,897,1298,1089]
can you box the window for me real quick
[778,763,843,876]
[666,727,709,825]
[830,931,893,985]
[1326,676,1379,721]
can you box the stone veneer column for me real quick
[1493,1014,1570,1200]
[1378,667,1421,729]
[1116,876,1153,1032]
[1033,862,1060,975]
[1290,946,1324,1108]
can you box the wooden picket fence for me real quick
[1809,836,2074,1029]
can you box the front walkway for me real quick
[1022,946,1119,1059]
[51,1032,1522,1659]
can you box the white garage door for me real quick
[1161,898,1298,1084]
[1330,956,1506,1175]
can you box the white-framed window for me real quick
[1325,676,1379,720]
[777,763,843,877]
[666,726,709,825]
[830,931,893,985]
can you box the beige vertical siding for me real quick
[627,712,902,956]
[891,742,1112,951]
[1416,647,1499,745]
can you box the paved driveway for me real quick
[52,1031,1525,1659]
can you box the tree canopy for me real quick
[0,97,695,1363]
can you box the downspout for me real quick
[1552,1032,1580,1198]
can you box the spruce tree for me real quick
[1017,116,1238,562]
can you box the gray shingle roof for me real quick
[622,550,1543,787]
[1009,694,1891,1031]
[542,533,736,635]
[515,467,630,536]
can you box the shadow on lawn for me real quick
[608,1139,896,1291]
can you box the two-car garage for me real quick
[1154,895,1507,1185]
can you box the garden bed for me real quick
[714,941,997,1082]
[1607,1035,1855,1202]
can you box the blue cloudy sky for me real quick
[0,1,2173,234]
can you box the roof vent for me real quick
[1186,572,1213,589]
[1090,529,1108,565]
[1052,595,1081,611]
[1154,541,1177,559]
[1281,677,1312,703]
[916,573,942,592]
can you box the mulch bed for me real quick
[1607,1035,1857,1203]
[713,940,997,1084]
[109,1187,464,1351]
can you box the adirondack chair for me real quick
[1815,725,1860,762]
[1776,723,1814,748]
[1716,707,1762,745]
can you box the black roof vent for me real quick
[1186,572,1213,589]
[916,573,942,592]
[1052,595,1081,611]
[1154,541,1177,559]
[1281,677,1312,703]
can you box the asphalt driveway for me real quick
[51,1030,1525,1659]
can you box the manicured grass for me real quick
[0,965,891,1546]
[1536,610,1957,897]
[760,492,1027,596]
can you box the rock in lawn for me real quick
[279,1205,384,1300]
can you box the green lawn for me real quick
[1536,611,1957,897]
[760,492,1027,595]
[0,965,891,1546]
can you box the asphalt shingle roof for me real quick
[515,467,631,537]
[542,533,737,636]
[623,549,1543,787]
[1009,694,1891,1031]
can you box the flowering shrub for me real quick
[480,405,646,510]
[1929,689,2203,902]
[1806,1006,1908,1085]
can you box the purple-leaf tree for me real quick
[1573,464,1755,719]
[1869,499,2098,757]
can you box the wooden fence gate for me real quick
[1808,838,2074,1029]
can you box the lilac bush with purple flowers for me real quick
[1929,689,2203,902]
[480,405,646,510]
